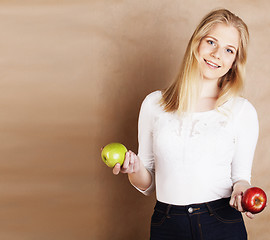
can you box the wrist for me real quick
[233,180,250,188]
[232,180,251,195]
[128,163,152,191]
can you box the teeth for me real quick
[206,60,220,68]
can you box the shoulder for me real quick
[143,90,162,102]
[226,97,258,124]
[139,90,163,117]
[226,97,257,115]
[141,90,162,108]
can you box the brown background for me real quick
[0,0,269,239]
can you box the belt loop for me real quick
[205,203,214,216]
[166,204,172,218]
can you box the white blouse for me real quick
[134,91,259,205]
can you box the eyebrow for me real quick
[206,35,237,51]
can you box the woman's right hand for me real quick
[113,150,141,175]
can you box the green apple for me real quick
[101,143,128,168]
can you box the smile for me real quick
[204,59,221,68]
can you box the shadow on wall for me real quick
[92,4,186,240]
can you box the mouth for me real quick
[204,59,221,68]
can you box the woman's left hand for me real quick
[229,180,255,219]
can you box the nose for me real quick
[211,47,221,59]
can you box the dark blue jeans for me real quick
[150,198,247,240]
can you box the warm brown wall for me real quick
[0,1,269,240]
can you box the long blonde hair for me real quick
[160,9,249,113]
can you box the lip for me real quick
[204,59,221,68]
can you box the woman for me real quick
[113,9,259,239]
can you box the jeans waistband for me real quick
[154,198,230,216]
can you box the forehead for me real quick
[206,23,239,49]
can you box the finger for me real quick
[122,151,130,171]
[133,154,140,172]
[123,151,134,173]
[134,155,140,171]
[233,194,240,209]
[236,194,244,212]
[232,198,239,210]
[130,151,134,165]
[133,153,140,172]
[233,200,238,209]
[245,212,255,219]
[229,196,235,207]
[128,152,135,173]
[113,163,121,175]
[230,194,237,209]
[100,146,104,151]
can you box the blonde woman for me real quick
[113,9,259,239]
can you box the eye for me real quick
[226,48,234,54]
[207,40,215,45]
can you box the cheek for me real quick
[198,42,208,56]
[224,56,236,69]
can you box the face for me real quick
[198,23,239,82]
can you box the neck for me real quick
[199,79,220,99]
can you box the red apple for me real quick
[241,187,267,214]
[101,143,127,168]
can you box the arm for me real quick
[113,92,157,195]
[229,100,259,219]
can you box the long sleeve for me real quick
[231,100,259,184]
[134,92,157,195]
